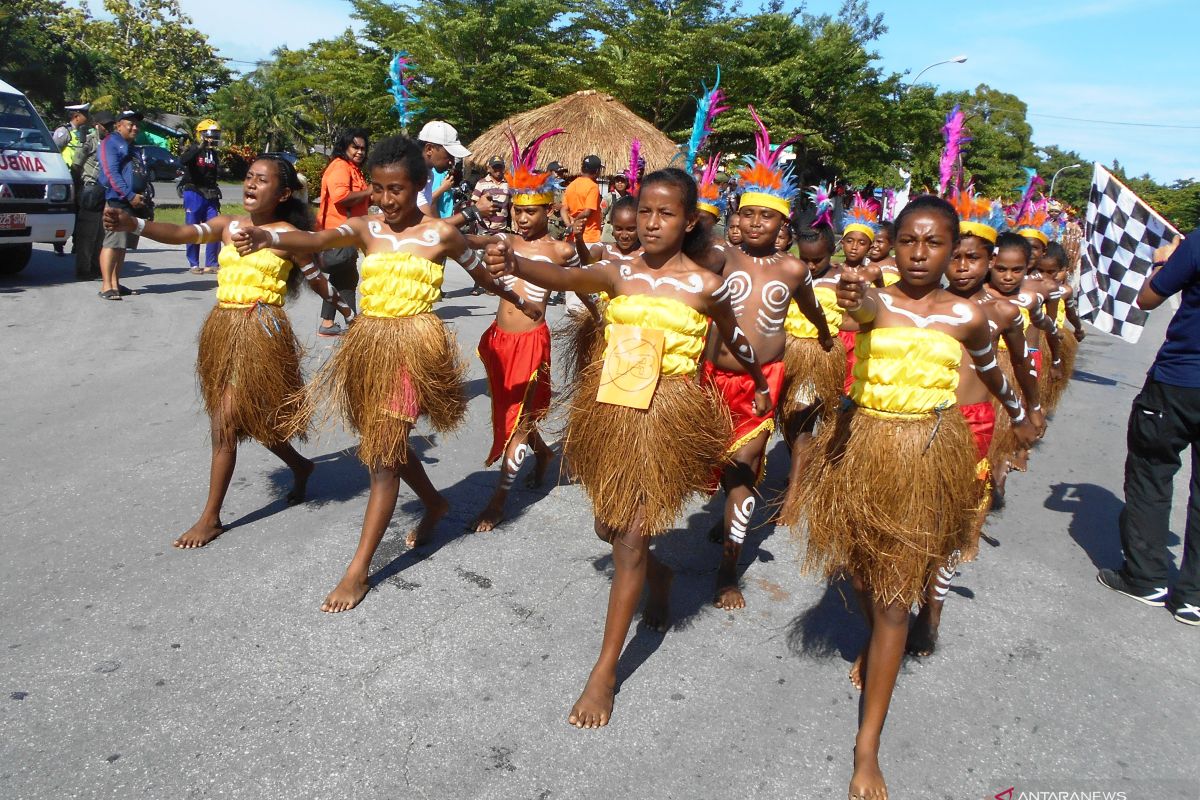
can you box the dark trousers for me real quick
[1119,376,1200,604]
[320,253,358,322]
[72,205,104,279]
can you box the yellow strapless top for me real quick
[1055,302,1066,328]
[359,251,444,318]
[604,294,708,377]
[881,269,901,287]
[850,327,960,416]
[785,285,843,339]
[216,245,292,307]
[997,305,1030,351]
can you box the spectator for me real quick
[97,111,148,301]
[563,157,603,244]
[53,102,90,256]
[471,157,512,234]
[416,120,486,230]
[315,127,371,337]
[602,174,629,224]
[70,110,115,281]
[545,161,569,240]
[179,119,224,274]
[1098,234,1200,626]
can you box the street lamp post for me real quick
[902,55,968,96]
[1049,163,1083,199]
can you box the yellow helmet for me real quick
[195,119,221,141]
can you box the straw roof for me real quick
[466,90,681,175]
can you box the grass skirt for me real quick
[563,365,731,536]
[197,304,307,446]
[988,351,1028,471]
[780,333,845,419]
[1038,333,1077,415]
[297,313,467,467]
[554,303,607,391]
[784,404,978,607]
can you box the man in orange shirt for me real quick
[316,128,371,336]
[562,154,603,244]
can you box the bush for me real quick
[294,154,330,189]
[221,144,257,180]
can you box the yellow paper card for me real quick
[596,324,664,409]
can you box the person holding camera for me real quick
[180,120,225,274]
[97,111,149,301]
[315,128,371,337]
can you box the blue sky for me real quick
[90,0,1199,182]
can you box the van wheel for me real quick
[0,243,33,275]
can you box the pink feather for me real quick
[520,128,565,171]
[625,139,641,194]
[747,105,802,168]
[938,105,970,196]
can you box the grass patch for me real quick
[151,204,244,226]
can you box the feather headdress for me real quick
[681,68,729,174]
[938,104,970,197]
[1009,166,1044,224]
[841,195,882,242]
[1007,196,1058,246]
[951,187,1004,244]
[737,105,802,217]
[697,155,726,218]
[806,183,834,228]
[387,52,420,131]
[625,139,642,197]
[504,127,566,206]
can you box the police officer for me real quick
[52,102,91,255]
[179,119,223,273]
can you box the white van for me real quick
[0,78,75,274]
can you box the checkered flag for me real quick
[1077,163,1180,343]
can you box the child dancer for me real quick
[484,167,769,729]
[866,221,898,284]
[1037,241,1084,411]
[472,130,578,532]
[786,195,1036,800]
[105,156,351,549]
[234,135,531,612]
[701,108,833,610]
[906,190,1045,656]
[836,197,884,394]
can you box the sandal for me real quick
[100,289,122,301]
[201,267,218,274]
[189,266,204,274]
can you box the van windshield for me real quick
[0,92,57,153]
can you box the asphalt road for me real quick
[149,182,243,207]
[2,243,1197,800]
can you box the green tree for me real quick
[89,0,230,114]
[0,1,104,114]
[1035,144,1090,212]
[941,84,1035,199]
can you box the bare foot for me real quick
[173,519,225,549]
[320,573,370,613]
[849,650,867,691]
[905,610,939,657]
[526,441,553,489]
[567,668,616,729]
[643,558,673,631]
[405,495,449,547]
[714,561,746,610]
[470,492,506,533]
[286,458,315,505]
[849,745,888,800]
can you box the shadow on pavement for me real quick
[786,577,866,663]
[1044,482,1178,573]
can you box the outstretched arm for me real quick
[965,318,1036,447]
[233,220,360,256]
[104,207,231,245]
[445,230,539,319]
[484,240,614,296]
[791,266,834,350]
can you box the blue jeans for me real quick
[183,190,220,268]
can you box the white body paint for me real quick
[367,220,443,252]
[619,263,704,294]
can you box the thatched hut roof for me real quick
[466,90,680,175]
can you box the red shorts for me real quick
[959,401,995,463]
[839,330,858,395]
[705,360,786,451]
[478,321,551,465]
[1030,347,1043,376]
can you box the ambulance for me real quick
[0,78,75,274]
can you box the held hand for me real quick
[752,386,771,417]
[818,332,836,353]
[1013,417,1037,449]
[836,266,867,311]
[103,207,134,232]
[1030,407,1047,438]
[518,302,544,323]
[483,241,514,277]
[1074,327,1086,342]
[1050,359,1065,383]
[475,194,495,216]
[232,225,270,257]
[570,213,587,235]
